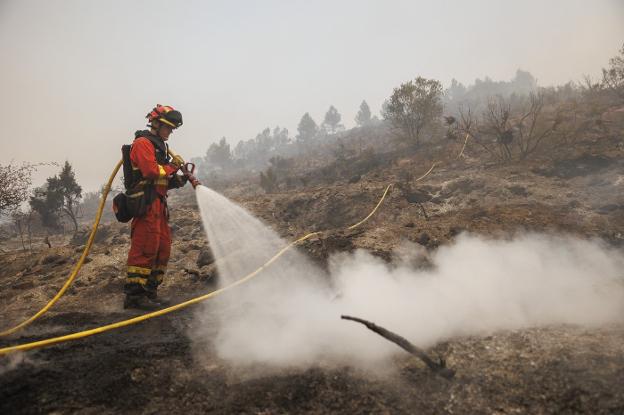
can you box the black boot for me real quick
[123,294,162,311]
[144,289,171,307]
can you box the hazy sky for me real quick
[1,0,623,191]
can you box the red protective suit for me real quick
[125,134,182,297]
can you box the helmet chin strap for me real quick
[155,123,172,140]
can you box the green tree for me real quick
[53,161,82,231]
[30,182,63,230]
[382,76,443,147]
[29,161,82,232]
[322,105,344,134]
[296,113,318,147]
[355,100,372,126]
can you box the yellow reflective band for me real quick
[159,118,176,127]
[126,277,148,285]
[158,165,167,178]
[127,266,151,276]
[127,191,144,199]
[154,178,168,186]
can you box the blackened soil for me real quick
[2,306,624,414]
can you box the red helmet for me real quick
[146,104,183,128]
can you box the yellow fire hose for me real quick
[1,147,189,337]
[0,183,393,355]
[0,160,124,337]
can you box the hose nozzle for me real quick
[181,162,201,189]
[168,147,201,189]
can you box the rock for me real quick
[131,368,146,383]
[70,226,110,246]
[96,264,121,279]
[471,209,487,219]
[443,178,484,196]
[41,254,62,265]
[507,185,529,197]
[448,226,464,237]
[199,264,219,283]
[190,228,205,239]
[187,242,203,251]
[404,222,415,228]
[405,189,432,204]
[184,267,200,276]
[567,200,581,208]
[348,175,361,184]
[196,248,215,267]
[170,223,181,233]
[13,281,35,290]
[111,234,129,245]
[597,204,623,214]
[416,232,431,246]
[173,216,196,228]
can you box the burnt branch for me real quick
[341,315,455,379]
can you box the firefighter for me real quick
[124,104,187,310]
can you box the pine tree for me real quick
[296,113,318,146]
[54,161,82,232]
[322,105,344,134]
[355,100,372,126]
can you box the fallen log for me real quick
[341,315,455,379]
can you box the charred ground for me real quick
[1,110,624,414]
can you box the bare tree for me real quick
[458,91,561,162]
[602,43,624,101]
[514,92,562,159]
[12,209,28,251]
[11,209,36,252]
[0,162,36,215]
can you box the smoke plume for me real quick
[194,186,624,369]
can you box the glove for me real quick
[171,155,185,168]
[167,174,188,189]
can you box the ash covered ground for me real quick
[1,124,624,414]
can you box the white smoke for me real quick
[0,352,33,375]
[194,186,624,369]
